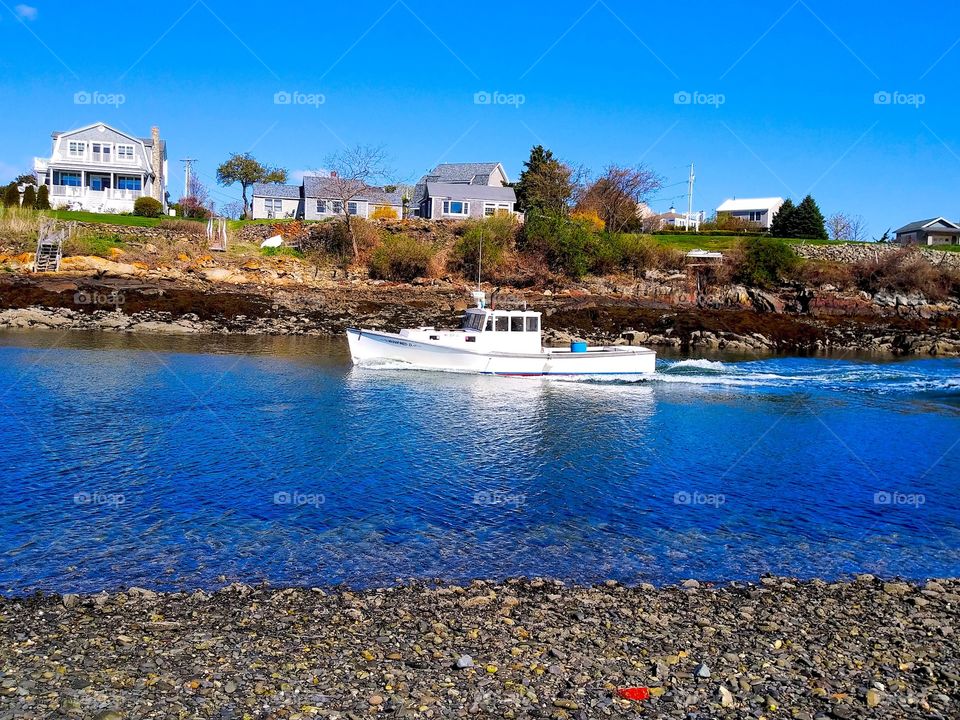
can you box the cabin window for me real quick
[525,317,539,332]
[495,316,508,332]
[511,317,524,332]
[485,317,493,332]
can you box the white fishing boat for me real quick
[346,292,656,377]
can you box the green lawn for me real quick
[652,234,745,251]
[45,210,162,227]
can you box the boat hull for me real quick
[346,328,656,376]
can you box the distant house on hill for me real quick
[33,122,168,213]
[412,162,517,219]
[250,176,405,221]
[894,217,960,246]
[715,197,784,230]
[653,206,703,231]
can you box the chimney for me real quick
[150,126,163,202]
[330,170,337,178]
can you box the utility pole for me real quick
[180,158,197,198]
[686,162,695,232]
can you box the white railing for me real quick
[50,185,142,200]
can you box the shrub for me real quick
[158,218,206,237]
[853,248,955,301]
[371,205,399,220]
[134,196,164,218]
[35,184,50,210]
[177,196,211,219]
[794,259,855,290]
[3,183,20,208]
[451,213,518,278]
[734,237,798,288]
[570,209,604,232]
[369,235,435,281]
[522,212,597,279]
[21,185,36,209]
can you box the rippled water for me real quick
[1,329,958,594]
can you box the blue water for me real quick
[1,330,958,594]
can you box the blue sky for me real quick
[1,0,958,233]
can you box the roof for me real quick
[425,182,516,202]
[425,162,505,185]
[716,197,784,212]
[303,175,403,205]
[51,122,166,157]
[253,183,301,199]
[894,217,960,234]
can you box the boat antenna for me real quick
[477,227,482,292]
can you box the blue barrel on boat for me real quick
[571,341,588,353]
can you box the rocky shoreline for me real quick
[1,272,960,357]
[1,577,957,719]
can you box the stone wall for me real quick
[793,242,960,269]
[69,221,204,243]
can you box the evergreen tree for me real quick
[2,183,20,207]
[769,198,796,237]
[35,184,51,210]
[513,145,574,214]
[792,195,828,239]
[21,184,36,209]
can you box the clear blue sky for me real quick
[1,0,958,234]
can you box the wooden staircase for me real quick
[207,217,227,252]
[34,220,67,272]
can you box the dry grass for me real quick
[0,207,41,252]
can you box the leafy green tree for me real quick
[3,183,20,207]
[736,237,798,287]
[216,153,287,219]
[15,174,37,186]
[35,184,50,210]
[792,195,828,239]
[453,213,519,279]
[21,184,36,209]
[522,211,598,279]
[514,145,574,214]
[769,198,796,238]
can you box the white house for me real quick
[413,162,517,219]
[33,122,167,213]
[653,206,704,231]
[894,217,960,246]
[715,197,784,229]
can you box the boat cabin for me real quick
[459,308,542,353]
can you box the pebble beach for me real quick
[2,576,957,719]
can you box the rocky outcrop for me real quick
[793,242,960,269]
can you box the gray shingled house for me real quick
[894,217,960,246]
[413,162,517,219]
[251,177,405,221]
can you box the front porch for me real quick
[48,169,145,212]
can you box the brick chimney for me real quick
[150,126,163,202]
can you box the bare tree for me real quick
[828,212,869,242]
[324,144,392,258]
[576,164,663,233]
[847,214,868,242]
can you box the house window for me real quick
[332,200,343,214]
[117,145,135,161]
[56,171,81,187]
[89,175,111,191]
[443,200,469,216]
[264,198,283,217]
[67,142,85,158]
[484,202,511,217]
[748,211,764,222]
[116,176,141,191]
[347,201,359,215]
[91,143,111,162]
[317,199,327,213]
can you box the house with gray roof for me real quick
[894,217,960,246]
[251,183,303,219]
[251,175,406,221]
[413,162,516,219]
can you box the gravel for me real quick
[1,576,957,719]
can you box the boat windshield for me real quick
[462,312,486,331]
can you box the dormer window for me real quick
[67,141,85,158]
[117,145,134,161]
